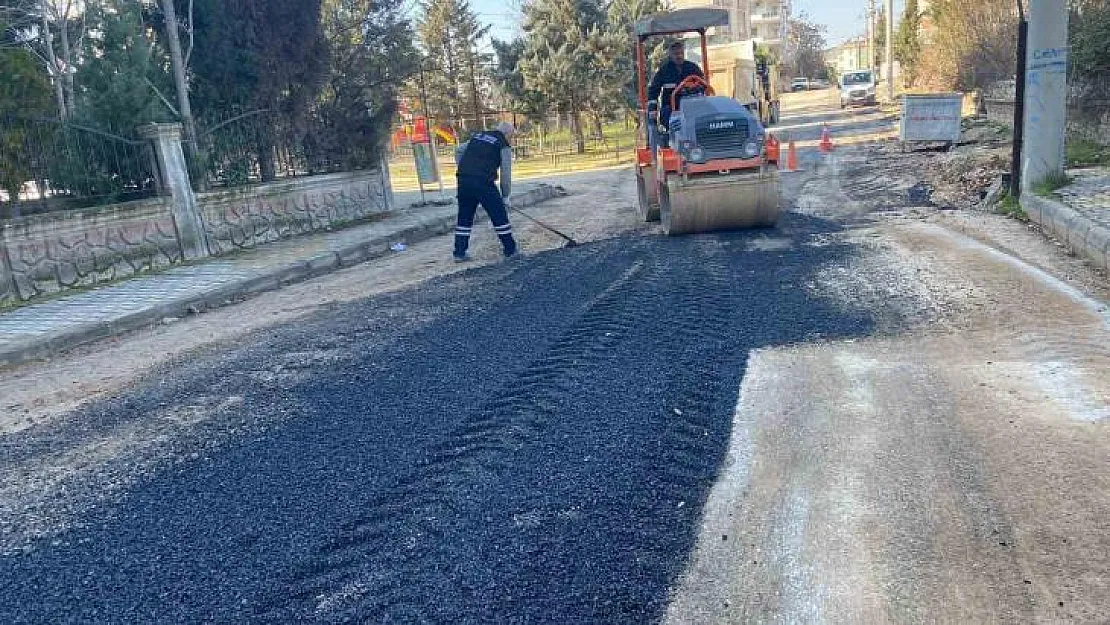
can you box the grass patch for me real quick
[1031,170,1073,197]
[996,191,1029,222]
[1066,137,1110,168]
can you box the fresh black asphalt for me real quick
[1,213,883,623]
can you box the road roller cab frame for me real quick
[633,8,783,235]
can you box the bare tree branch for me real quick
[146,76,181,116]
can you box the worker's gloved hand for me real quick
[647,101,658,121]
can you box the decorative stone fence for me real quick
[0,123,393,307]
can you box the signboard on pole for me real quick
[411,117,440,186]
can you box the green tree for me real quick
[189,0,329,181]
[1070,1,1110,81]
[490,37,547,120]
[76,1,173,134]
[520,0,607,153]
[308,0,418,171]
[0,23,54,217]
[895,0,922,86]
[416,0,490,128]
[603,0,663,115]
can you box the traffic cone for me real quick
[786,141,799,172]
[819,124,834,153]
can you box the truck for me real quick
[701,40,781,126]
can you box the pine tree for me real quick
[895,0,922,86]
[189,0,328,181]
[490,37,546,120]
[519,0,607,153]
[603,0,663,116]
[309,0,418,170]
[416,0,490,129]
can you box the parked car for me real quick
[839,70,877,108]
[790,77,809,92]
[812,78,831,89]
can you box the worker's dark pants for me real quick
[454,175,516,257]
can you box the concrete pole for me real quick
[1021,0,1070,190]
[885,0,894,101]
[139,123,210,260]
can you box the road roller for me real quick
[633,8,783,235]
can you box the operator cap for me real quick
[496,121,516,138]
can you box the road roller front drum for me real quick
[660,167,782,236]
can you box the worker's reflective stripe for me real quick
[495,224,513,234]
[455,227,472,237]
[455,225,472,231]
[662,82,677,88]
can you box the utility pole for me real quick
[1010,1,1028,198]
[867,0,876,71]
[885,0,894,101]
[1021,0,1070,191]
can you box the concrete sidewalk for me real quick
[0,183,563,368]
[1021,168,1110,275]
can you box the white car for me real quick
[839,70,877,107]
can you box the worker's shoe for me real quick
[503,248,523,261]
[452,252,471,263]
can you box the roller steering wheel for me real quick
[670,75,714,111]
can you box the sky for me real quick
[455,0,906,51]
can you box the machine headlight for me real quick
[689,147,705,162]
[744,142,760,158]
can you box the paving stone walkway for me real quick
[1054,168,1110,229]
[0,183,551,366]
[1022,167,1110,275]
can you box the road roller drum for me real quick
[660,167,781,235]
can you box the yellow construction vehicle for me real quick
[634,8,783,234]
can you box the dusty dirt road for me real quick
[665,89,1110,624]
[1,88,1107,623]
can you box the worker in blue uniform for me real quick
[452,121,519,262]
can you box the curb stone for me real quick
[1020,192,1110,275]
[0,183,565,368]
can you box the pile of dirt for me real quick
[926,147,1011,209]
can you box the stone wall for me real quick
[0,198,183,305]
[0,168,392,307]
[198,170,391,255]
[983,98,1110,146]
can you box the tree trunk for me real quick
[159,0,201,188]
[57,8,75,119]
[39,1,67,118]
[570,107,585,154]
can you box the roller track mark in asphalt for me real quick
[258,261,659,620]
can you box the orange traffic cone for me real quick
[786,141,799,171]
[819,124,834,153]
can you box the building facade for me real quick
[669,0,792,61]
[824,36,870,75]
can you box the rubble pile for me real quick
[926,148,1011,209]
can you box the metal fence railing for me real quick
[387,110,637,161]
[0,117,160,219]
[189,109,358,192]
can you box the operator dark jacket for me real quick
[648,59,704,109]
[455,130,513,198]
